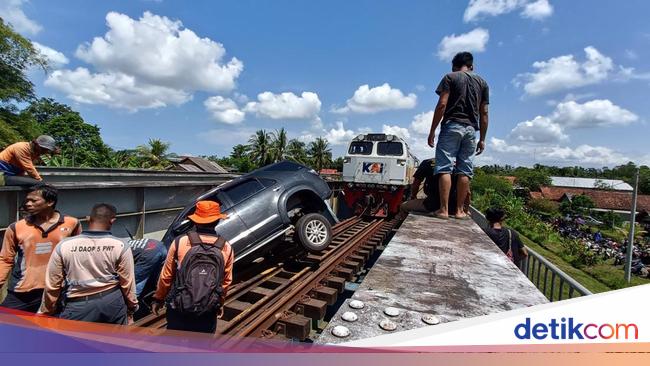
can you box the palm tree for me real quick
[247,129,273,167]
[287,139,308,165]
[136,138,172,169]
[307,137,332,172]
[270,128,288,162]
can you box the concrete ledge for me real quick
[317,213,548,344]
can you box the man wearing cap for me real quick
[151,200,234,333]
[0,136,59,186]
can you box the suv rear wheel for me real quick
[295,213,332,253]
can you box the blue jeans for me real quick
[434,121,477,178]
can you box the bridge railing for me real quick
[1,167,239,240]
[469,206,593,301]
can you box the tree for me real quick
[471,170,514,197]
[331,156,344,171]
[270,128,288,162]
[287,139,308,165]
[0,19,46,105]
[136,139,172,169]
[42,113,112,167]
[513,168,551,191]
[247,129,273,167]
[22,98,75,124]
[307,137,332,172]
[559,194,595,216]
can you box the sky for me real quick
[2,0,649,168]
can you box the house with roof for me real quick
[169,156,230,173]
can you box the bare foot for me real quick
[454,212,470,220]
[432,209,449,219]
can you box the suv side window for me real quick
[258,178,277,188]
[222,179,265,206]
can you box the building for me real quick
[550,176,633,191]
[535,186,650,219]
[169,156,229,173]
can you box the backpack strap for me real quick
[213,236,226,250]
[187,231,203,246]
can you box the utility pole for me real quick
[624,167,640,283]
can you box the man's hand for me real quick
[476,140,485,155]
[217,307,224,319]
[427,133,435,148]
[151,300,164,315]
[127,314,134,325]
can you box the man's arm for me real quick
[116,246,138,313]
[428,91,449,148]
[39,247,65,315]
[221,242,234,298]
[17,145,42,181]
[153,240,177,302]
[0,225,17,286]
[476,101,489,155]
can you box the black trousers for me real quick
[0,289,44,313]
[166,307,217,333]
[2,175,40,186]
[59,288,127,325]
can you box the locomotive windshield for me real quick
[377,142,404,156]
[348,141,373,155]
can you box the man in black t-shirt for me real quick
[484,207,527,269]
[427,52,489,220]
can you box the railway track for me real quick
[134,215,401,341]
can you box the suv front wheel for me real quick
[295,213,332,253]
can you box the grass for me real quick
[518,232,650,295]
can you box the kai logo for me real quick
[362,162,384,174]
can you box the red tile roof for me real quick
[538,186,650,212]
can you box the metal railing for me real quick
[469,206,593,301]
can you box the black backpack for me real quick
[167,231,226,316]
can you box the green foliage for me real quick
[0,19,47,105]
[247,129,273,167]
[513,168,551,191]
[598,210,623,229]
[307,137,332,171]
[270,128,288,162]
[41,112,112,167]
[135,139,172,169]
[471,169,513,196]
[287,139,308,165]
[559,194,595,216]
[528,198,559,216]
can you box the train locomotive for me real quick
[341,133,418,217]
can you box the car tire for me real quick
[295,213,332,253]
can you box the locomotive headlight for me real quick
[397,159,406,166]
[344,157,351,163]
[347,182,354,188]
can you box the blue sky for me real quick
[2,0,649,167]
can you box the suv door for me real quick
[220,177,284,249]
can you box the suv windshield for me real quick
[377,142,403,156]
[348,141,373,155]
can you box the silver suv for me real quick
[162,161,338,262]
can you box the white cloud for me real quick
[624,50,638,60]
[45,67,191,111]
[616,66,650,81]
[437,28,489,61]
[0,0,42,35]
[244,91,321,120]
[550,99,638,128]
[333,83,417,114]
[324,122,356,145]
[204,96,245,124]
[521,0,553,20]
[382,124,411,140]
[509,115,568,143]
[516,46,614,96]
[32,42,69,69]
[46,11,243,111]
[410,110,434,135]
[464,0,553,22]
[508,99,637,143]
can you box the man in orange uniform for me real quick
[0,135,59,186]
[151,200,234,333]
[0,184,81,312]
